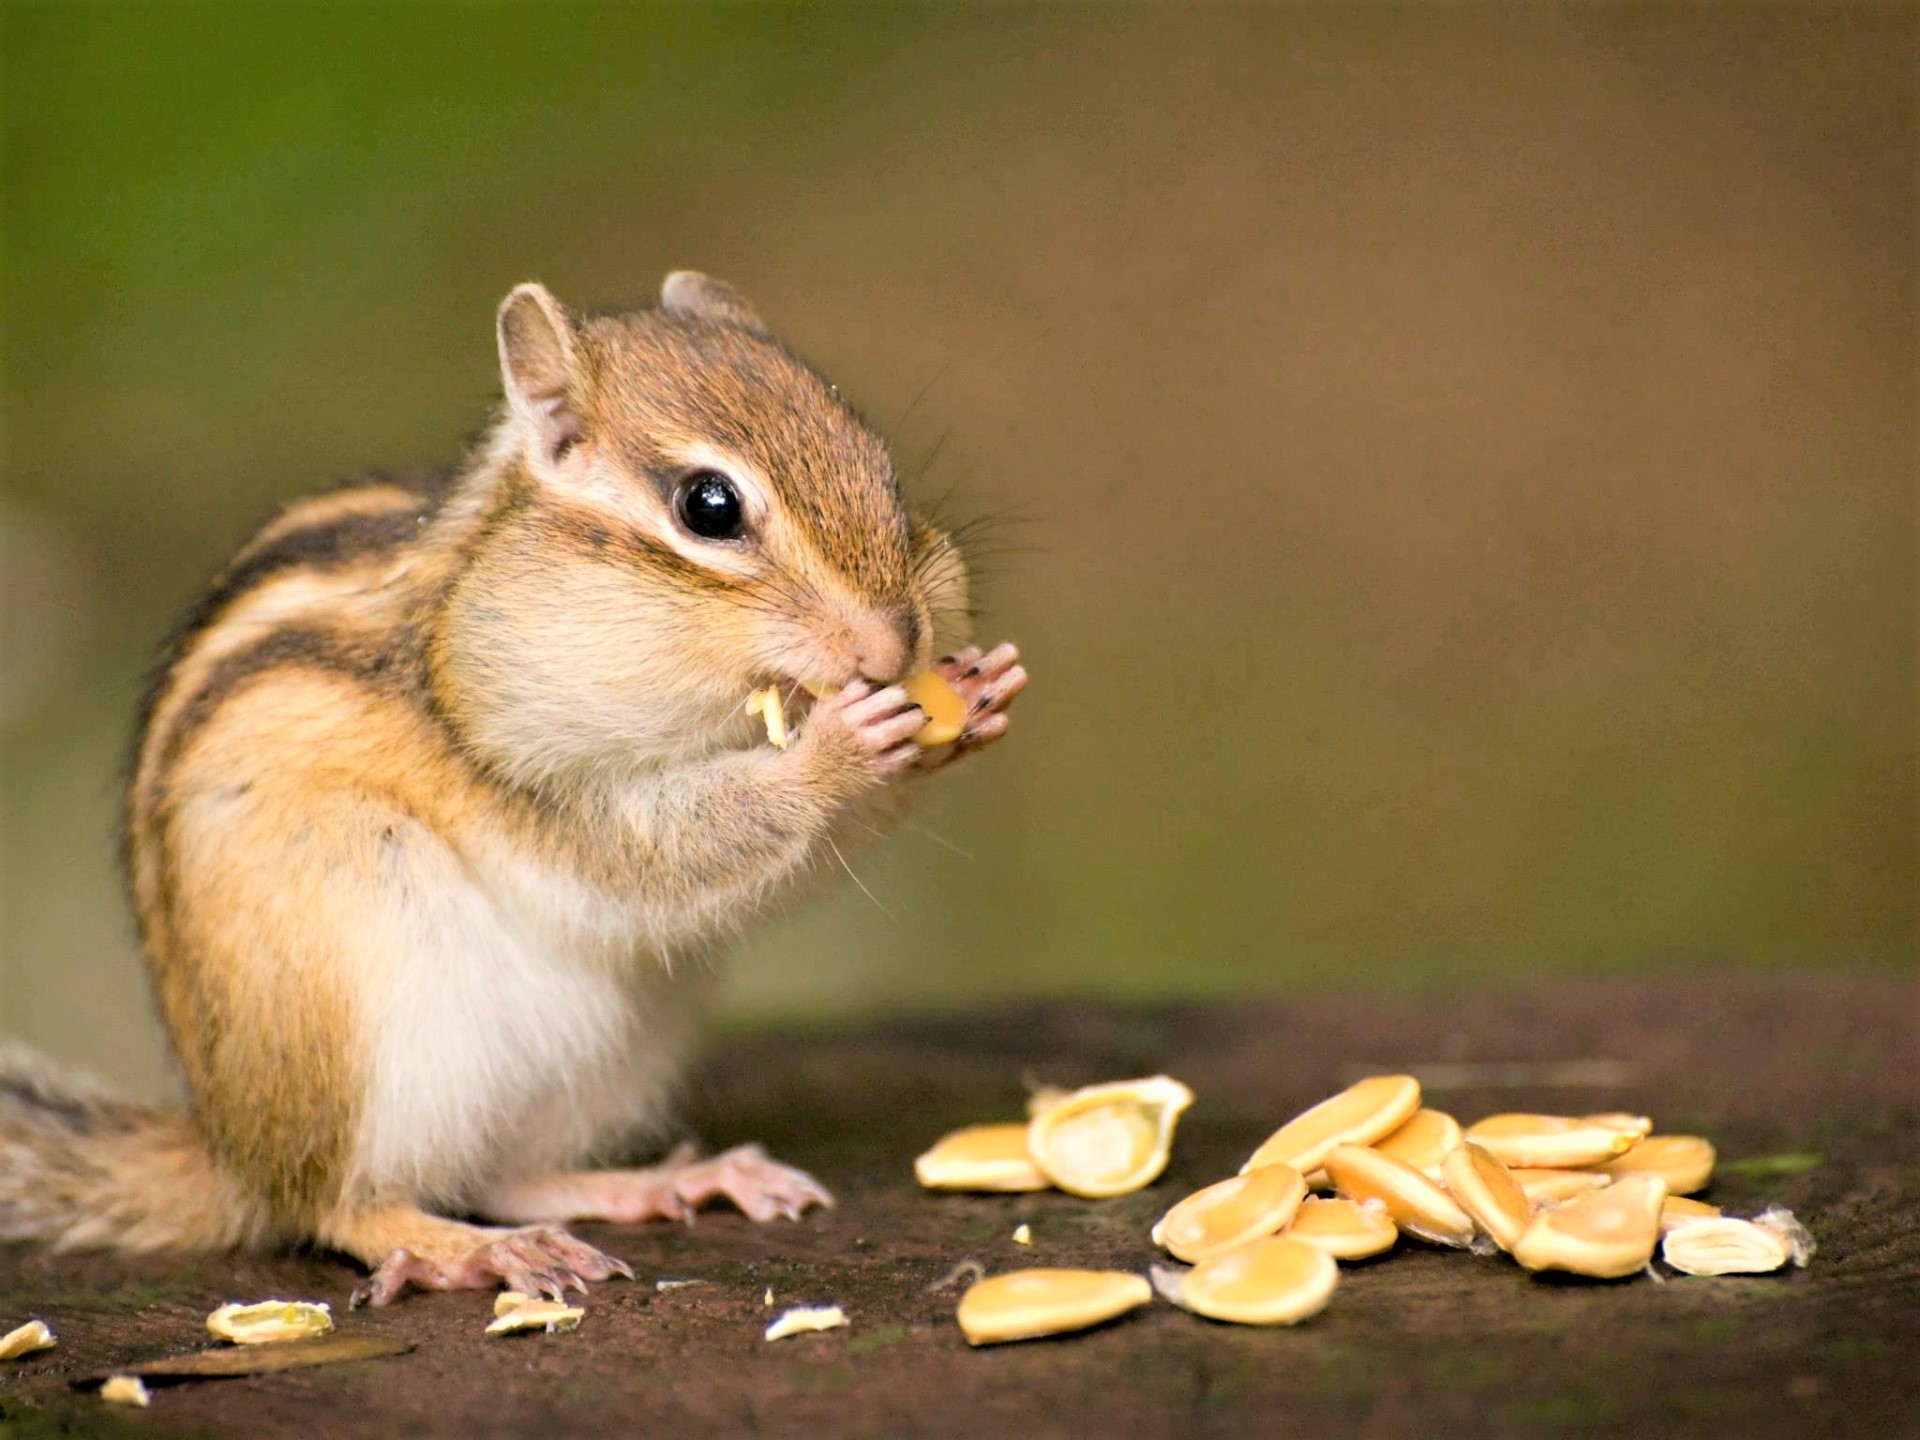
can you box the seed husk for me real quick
[1241,1075,1422,1176]
[1512,1168,1615,1204]
[1157,1236,1339,1326]
[1658,1195,1722,1233]
[0,1320,55,1360]
[1152,1164,1307,1263]
[1462,1113,1647,1169]
[1598,1134,1715,1194]
[485,1295,584,1336]
[1373,1109,1461,1179]
[1027,1076,1194,1199]
[205,1301,334,1346]
[764,1305,849,1340]
[1323,1143,1474,1246]
[1441,1143,1534,1252]
[956,1269,1152,1346]
[1512,1174,1667,1278]
[1282,1196,1398,1260]
[100,1375,150,1407]
[915,1123,1049,1192]
[903,670,969,746]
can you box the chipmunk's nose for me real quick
[853,605,922,684]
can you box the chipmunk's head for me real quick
[436,274,969,783]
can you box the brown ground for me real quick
[0,969,1913,1439]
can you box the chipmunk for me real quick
[0,272,1026,1305]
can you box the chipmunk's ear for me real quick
[659,271,767,334]
[497,282,582,460]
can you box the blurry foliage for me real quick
[1,4,1912,1099]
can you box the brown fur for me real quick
[5,274,978,1275]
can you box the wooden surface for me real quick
[0,969,1912,1438]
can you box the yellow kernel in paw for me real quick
[1151,1164,1307,1263]
[1324,1143,1475,1246]
[1512,1174,1666,1279]
[1282,1196,1398,1261]
[1241,1075,1422,1176]
[1027,1076,1194,1199]
[745,685,789,748]
[956,1269,1152,1346]
[903,670,968,746]
[914,1123,1049,1192]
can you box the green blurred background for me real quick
[2,4,1912,1103]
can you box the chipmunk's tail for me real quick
[0,1046,277,1253]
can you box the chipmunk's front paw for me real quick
[805,679,926,780]
[921,642,1027,766]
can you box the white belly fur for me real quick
[352,828,710,1209]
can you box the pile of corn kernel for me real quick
[917,1074,1813,1345]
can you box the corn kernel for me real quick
[0,1320,54,1360]
[205,1300,334,1345]
[1512,1174,1666,1278]
[1156,1236,1339,1326]
[1662,1206,1812,1275]
[1012,1223,1033,1246]
[1462,1113,1647,1169]
[956,1269,1152,1346]
[1151,1164,1307,1263]
[915,1123,1049,1192]
[1658,1195,1722,1234]
[1027,1076,1194,1199]
[1440,1143,1534,1252]
[1324,1143,1474,1246]
[903,670,969,746]
[1240,1075,1422,1176]
[1598,1134,1715,1194]
[1373,1108,1461,1179]
[1282,1196,1398,1261]
[1511,1168,1615,1205]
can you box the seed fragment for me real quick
[1151,1164,1307,1263]
[205,1300,334,1345]
[1441,1143,1534,1252]
[1511,1168,1615,1205]
[0,1320,54,1360]
[1027,1076,1194,1199]
[745,686,789,748]
[1282,1196,1398,1260]
[100,1375,150,1407]
[1512,1174,1667,1278]
[915,1123,1049,1192]
[1324,1143,1474,1246]
[1462,1113,1647,1169]
[1599,1134,1715,1194]
[485,1295,584,1336]
[1241,1075,1422,1176]
[1157,1236,1339,1326]
[765,1305,849,1340]
[1662,1206,1812,1275]
[956,1269,1152,1346]
[1658,1195,1722,1233]
[903,670,969,746]
[1012,1224,1033,1246]
[1373,1109,1462,1179]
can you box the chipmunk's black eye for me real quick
[674,472,745,541]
